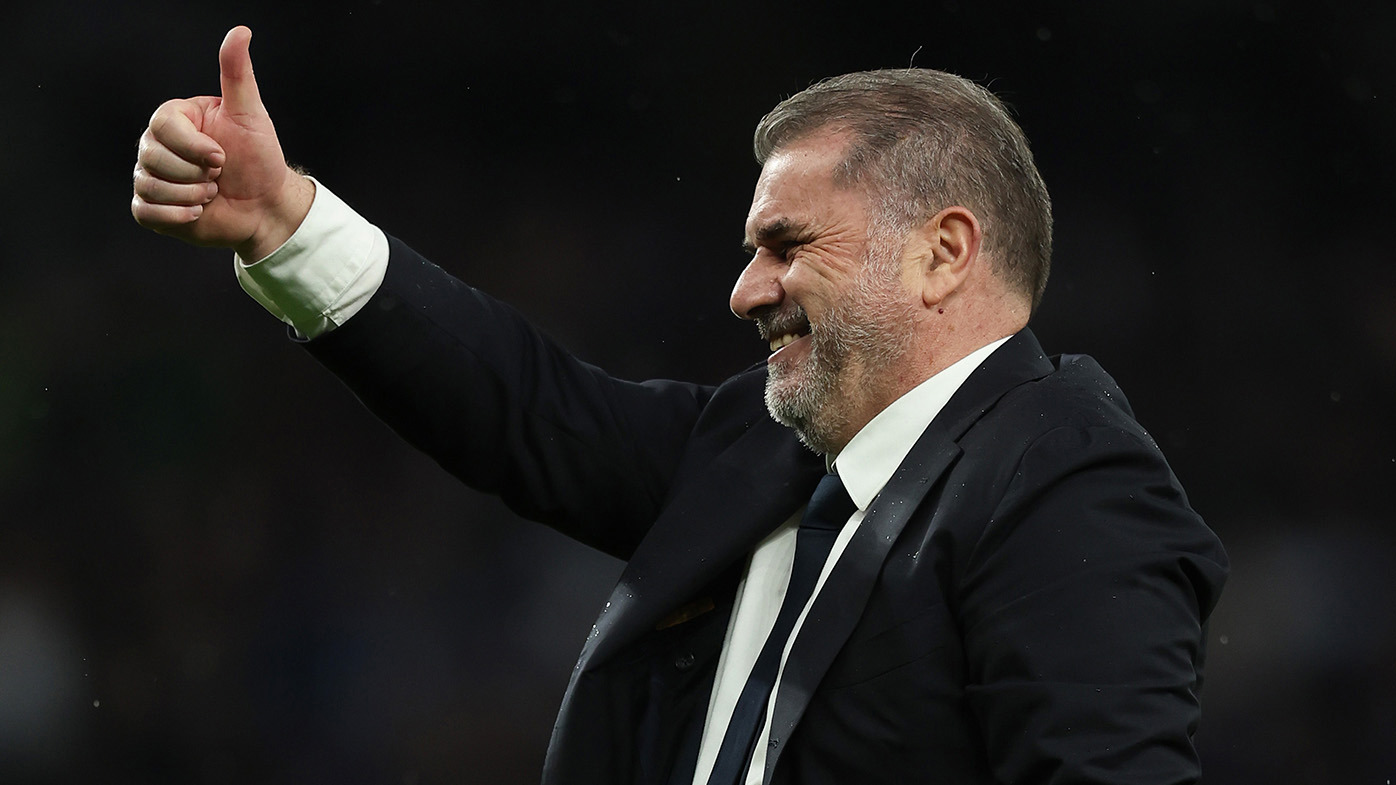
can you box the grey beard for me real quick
[763,260,918,455]
[765,336,848,455]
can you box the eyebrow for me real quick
[741,217,812,255]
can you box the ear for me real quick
[904,206,982,308]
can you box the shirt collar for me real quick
[831,337,1011,511]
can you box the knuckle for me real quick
[150,99,183,127]
[131,198,164,229]
[148,108,169,135]
[132,172,161,201]
[149,146,184,178]
[136,138,159,168]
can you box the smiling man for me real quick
[741,132,921,456]
[133,26,1227,785]
[737,124,1030,457]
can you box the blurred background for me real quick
[2,0,1393,782]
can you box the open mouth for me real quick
[769,330,808,351]
[759,307,813,353]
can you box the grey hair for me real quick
[754,69,1053,311]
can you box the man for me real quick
[133,26,1227,785]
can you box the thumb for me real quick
[218,25,265,116]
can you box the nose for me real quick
[730,252,784,320]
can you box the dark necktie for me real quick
[706,472,857,785]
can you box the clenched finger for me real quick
[133,166,218,205]
[147,97,226,168]
[138,131,220,184]
[131,193,204,231]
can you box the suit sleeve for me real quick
[301,236,716,560]
[959,425,1228,784]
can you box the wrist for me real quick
[235,172,316,262]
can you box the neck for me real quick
[826,315,1023,453]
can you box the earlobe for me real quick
[916,206,981,307]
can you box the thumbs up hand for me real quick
[132,26,313,261]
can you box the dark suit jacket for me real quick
[305,237,1228,785]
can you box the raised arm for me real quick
[127,28,725,558]
[131,26,312,262]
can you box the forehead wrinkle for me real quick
[744,134,866,255]
[754,216,797,243]
[744,214,815,250]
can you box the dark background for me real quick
[2,1,1393,782]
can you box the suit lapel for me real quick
[581,413,825,669]
[763,330,1055,780]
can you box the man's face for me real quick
[732,133,919,454]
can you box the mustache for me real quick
[755,304,811,342]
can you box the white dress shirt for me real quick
[693,336,1007,785]
[234,180,1009,785]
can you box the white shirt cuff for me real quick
[234,177,389,339]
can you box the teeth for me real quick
[769,333,799,351]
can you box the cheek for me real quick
[802,245,863,279]
[789,250,859,306]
